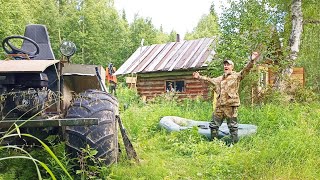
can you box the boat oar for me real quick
[116,115,139,162]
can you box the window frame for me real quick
[165,80,185,93]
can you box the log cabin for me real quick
[115,37,217,101]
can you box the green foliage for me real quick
[0,0,173,68]
[116,83,142,112]
[128,15,171,50]
[0,0,319,179]
[185,2,219,40]
[217,0,284,64]
[106,86,320,179]
[185,13,220,40]
[76,145,111,179]
[296,0,320,92]
[214,0,319,93]
[1,86,320,179]
[0,134,72,179]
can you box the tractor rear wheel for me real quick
[65,89,118,165]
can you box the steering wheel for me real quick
[2,35,40,59]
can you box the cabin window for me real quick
[166,80,185,92]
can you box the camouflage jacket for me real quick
[199,59,255,107]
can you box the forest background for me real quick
[0,0,319,179]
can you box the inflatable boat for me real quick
[159,116,257,139]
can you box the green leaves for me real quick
[185,13,220,40]
[0,0,173,67]
[0,133,72,179]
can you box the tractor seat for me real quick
[22,24,55,60]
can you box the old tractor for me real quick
[0,24,119,164]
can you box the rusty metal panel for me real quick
[133,44,164,73]
[155,42,184,71]
[144,42,175,72]
[115,46,148,75]
[62,64,106,83]
[168,40,194,71]
[0,60,60,73]
[190,38,214,68]
[163,41,188,71]
[184,38,211,68]
[127,45,157,73]
[181,38,206,69]
[116,37,216,75]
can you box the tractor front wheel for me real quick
[65,89,118,165]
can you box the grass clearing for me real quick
[110,88,320,179]
[0,87,319,179]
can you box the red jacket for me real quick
[106,67,117,84]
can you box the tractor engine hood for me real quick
[0,60,60,73]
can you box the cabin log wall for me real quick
[135,73,211,100]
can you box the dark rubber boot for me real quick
[210,128,219,140]
[230,132,239,144]
[209,123,219,140]
[227,117,239,144]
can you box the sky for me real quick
[114,0,223,39]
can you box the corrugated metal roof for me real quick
[115,37,216,75]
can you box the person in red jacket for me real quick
[106,63,117,95]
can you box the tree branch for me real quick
[304,19,320,24]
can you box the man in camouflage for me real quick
[193,52,260,143]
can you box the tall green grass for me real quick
[109,88,320,179]
[1,86,319,179]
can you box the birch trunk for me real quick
[274,0,303,91]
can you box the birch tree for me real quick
[274,0,303,90]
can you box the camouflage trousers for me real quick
[209,106,239,143]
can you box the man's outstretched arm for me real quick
[193,71,218,86]
[239,51,260,80]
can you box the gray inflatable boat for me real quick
[159,116,257,139]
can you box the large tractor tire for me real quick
[65,89,119,165]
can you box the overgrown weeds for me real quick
[110,87,320,179]
[1,87,319,179]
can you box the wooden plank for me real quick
[196,49,211,68]
[293,68,304,73]
[186,85,209,89]
[267,67,304,86]
[291,74,304,78]
[140,90,165,94]
[185,79,210,83]
[136,78,202,86]
[137,82,165,87]
[138,70,195,78]
[126,77,137,83]
[162,41,188,71]
[137,87,165,91]
[138,76,192,82]
[186,89,209,94]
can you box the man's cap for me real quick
[223,60,234,66]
